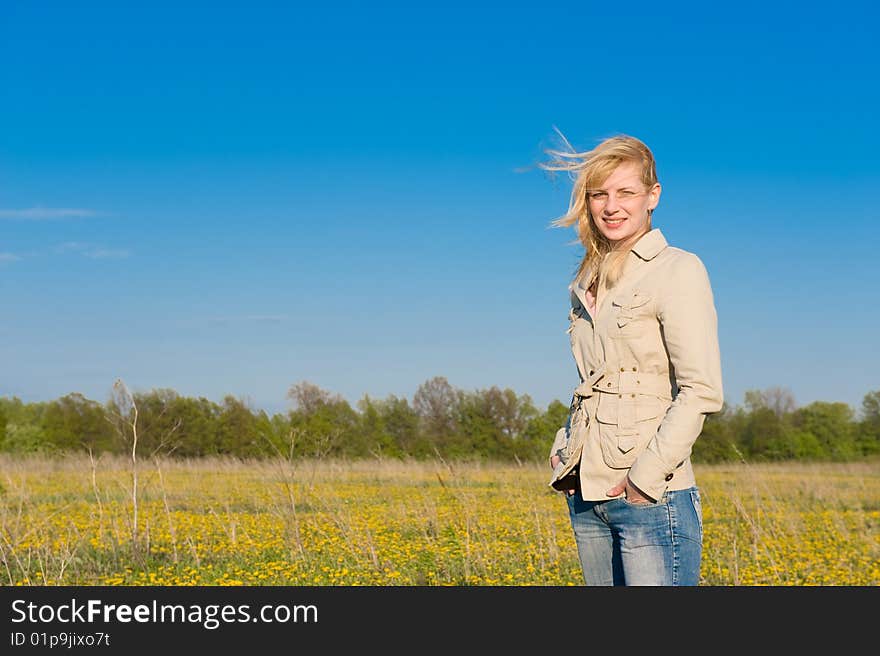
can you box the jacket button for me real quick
[618,394,622,398]
[607,382,612,387]
[631,394,636,398]
[589,370,594,376]
[632,367,637,371]
[665,473,674,482]
[620,367,625,372]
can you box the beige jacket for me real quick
[548,228,723,501]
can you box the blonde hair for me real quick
[541,131,659,289]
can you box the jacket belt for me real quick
[592,371,673,400]
[571,367,607,406]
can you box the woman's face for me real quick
[588,161,661,245]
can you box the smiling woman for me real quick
[544,134,662,288]
[586,162,658,244]
[541,133,724,586]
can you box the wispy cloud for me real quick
[0,252,22,263]
[84,248,129,259]
[55,241,91,253]
[0,207,100,220]
[207,315,287,325]
[54,242,130,259]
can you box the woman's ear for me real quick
[649,183,662,210]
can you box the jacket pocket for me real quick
[612,290,653,336]
[596,393,662,469]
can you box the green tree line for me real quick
[1,380,878,463]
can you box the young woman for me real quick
[543,134,723,586]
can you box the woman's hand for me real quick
[606,476,654,504]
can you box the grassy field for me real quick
[1,455,877,586]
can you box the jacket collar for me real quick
[630,228,668,261]
[567,228,669,316]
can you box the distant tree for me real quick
[215,395,263,457]
[791,401,859,461]
[356,395,400,458]
[739,405,789,460]
[129,388,184,456]
[3,423,48,453]
[287,381,343,414]
[521,399,570,461]
[171,396,222,456]
[743,389,765,413]
[0,403,6,449]
[1,397,49,453]
[862,390,880,423]
[0,396,29,426]
[739,388,808,460]
[413,376,459,447]
[783,428,825,459]
[482,386,539,441]
[375,395,425,458]
[254,409,294,458]
[41,392,114,454]
[454,389,508,459]
[744,386,797,418]
[692,403,738,463]
[286,381,358,457]
[856,390,880,455]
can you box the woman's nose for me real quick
[604,194,620,213]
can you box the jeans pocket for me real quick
[621,490,668,507]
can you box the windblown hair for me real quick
[541,131,659,289]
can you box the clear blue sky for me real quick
[2,1,878,418]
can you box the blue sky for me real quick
[2,1,878,418]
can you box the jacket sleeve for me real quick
[627,253,724,500]
[548,426,568,468]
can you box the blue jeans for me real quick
[565,486,703,586]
